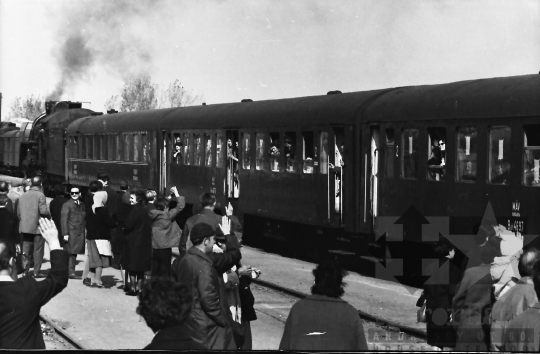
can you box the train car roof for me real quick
[364,74,540,122]
[67,89,388,133]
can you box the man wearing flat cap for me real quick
[175,222,236,350]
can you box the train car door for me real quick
[159,131,171,195]
[370,126,380,230]
[226,130,239,199]
[362,124,380,233]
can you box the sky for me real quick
[0,0,539,120]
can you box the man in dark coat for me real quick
[453,236,501,352]
[502,260,540,351]
[17,176,50,278]
[61,187,86,279]
[49,184,68,246]
[0,195,19,248]
[0,218,69,349]
[0,181,14,212]
[174,223,236,350]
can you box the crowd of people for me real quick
[422,222,540,352]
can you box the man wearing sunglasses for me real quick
[60,187,86,279]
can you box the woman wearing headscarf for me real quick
[112,191,132,291]
[85,191,116,288]
[123,188,153,296]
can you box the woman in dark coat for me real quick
[423,238,462,350]
[85,191,116,288]
[453,236,502,351]
[112,192,132,290]
[123,188,152,296]
[279,260,368,351]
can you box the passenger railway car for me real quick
[62,74,540,276]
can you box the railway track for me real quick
[40,314,84,350]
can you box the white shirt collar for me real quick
[0,274,14,282]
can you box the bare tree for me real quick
[119,76,158,112]
[104,95,119,111]
[159,80,203,108]
[7,95,44,121]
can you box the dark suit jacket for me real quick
[0,207,19,245]
[144,325,205,350]
[103,185,119,216]
[49,195,68,246]
[0,249,69,349]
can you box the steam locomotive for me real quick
[2,74,539,278]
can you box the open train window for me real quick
[193,134,202,166]
[216,133,225,168]
[319,131,329,174]
[456,127,477,182]
[523,125,540,186]
[183,133,191,165]
[173,133,182,164]
[94,136,100,160]
[116,135,122,161]
[142,133,148,163]
[302,131,314,174]
[401,129,419,179]
[205,133,213,167]
[87,136,93,159]
[133,134,140,162]
[256,133,266,170]
[100,136,107,160]
[107,135,113,161]
[81,136,86,159]
[269,132,281,172]
[427,128,446,181]
[242,133,251,170]
[285,132,296,173]
[488,126,511,185]
[72,136,78,159]
[385,129,395,178]
[124,134,131,161]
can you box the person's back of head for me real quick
[155,197,168,211]
[53,184,65,197]
[31,176,43,187]
[518,248,540,277]
[136,277,192,333]
[146,190,157,204]
[434,237,454,258]
[476,224,496,246]
[311,259,348,298]
[120,180,129,191]
[97,172,109,184]
[0,181,8,195]
[481,236,503,264]
[0,239,15,272]
[89,180,102,193]
[0,195,8,207]
[200,192,216,208]
[21,178,31,192]
[131,188,147,204]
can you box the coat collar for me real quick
[187,246,213,264]
[29,186,41,192]
[518,276,534,285]
[531,301,540,310]
[305,294,347,303]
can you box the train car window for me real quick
[488,126,511,185]
[427,128,446,181]
[216,133,225,168]
[133,134,140,162]
[302,131,314,174]
[107,135,113,161]
[100,136,107,160]
[456,127,477,182]
[319,131,329,174]
[116,135,122,161]
[87,136,93,159]
[193,134,202,166]
[173,133,182,164]
[183,133,191,165]
[285,132,296,173]
[522,125,540,186]
[81,136,86,159]
[269,132,281,172]
[401,129,419,179]
[242,133,251,170]
[94,136,100,160]
[385,129,395,178]
[205,133,213,167]
[256,133,266,171]
[149,132,156,164]
[142,133,148,163]
[124,134,131,161]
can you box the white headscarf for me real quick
[92,191,108,214]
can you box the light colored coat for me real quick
[502,301,540,352]
[17,186,50,234]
